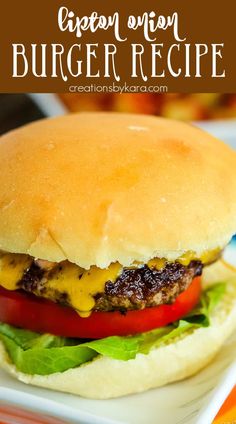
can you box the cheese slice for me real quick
[177,248,220,266]
[44,261,121,317]
[0,249,220,317]
[0,253,32,290]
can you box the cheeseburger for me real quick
[0,113,236,399]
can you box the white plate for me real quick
[0,330,236,424]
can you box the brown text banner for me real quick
[0,0,235,93]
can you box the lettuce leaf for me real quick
[138,320,195,354]
[0,324,141,374]
[0,283,225,376]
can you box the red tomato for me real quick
[0,277,201,338]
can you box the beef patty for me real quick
[95,261,202,311]
[19,260,202,312]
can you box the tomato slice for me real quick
[0,277,201,338]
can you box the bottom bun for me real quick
[0,262,236,399]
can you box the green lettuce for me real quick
[0,283,225,376]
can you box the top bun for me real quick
[0,112,236,269]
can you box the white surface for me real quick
[0,331,236,424]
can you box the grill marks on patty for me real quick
[19,260,203,313]
[95,261,202,311]
[20,263,70,306]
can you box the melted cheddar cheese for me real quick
[177,248,220,266]
[0,253,32,290]
[43,261,121,317]
[127,258,166,270]
[0,253,121,317]
[0,249,220,317]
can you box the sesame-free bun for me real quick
[0,112,236,269]
[1,264,236,399]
